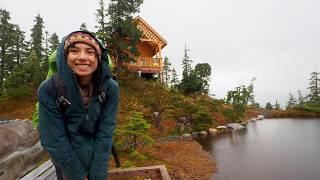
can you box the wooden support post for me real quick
[158,44,163,83]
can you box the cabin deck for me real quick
[127,57,162,74]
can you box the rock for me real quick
[176,122,185,131]
[226,123,245,130]
[209,128,218,134]
[153,112,159,117]
[199,131,208,136]
[217,126,227,130]
[0,120,45,180]
[177,117,187,124]
[251,118,257,121]
[182,133,191,138]
[0,120,11,125]
[257,115,264,120]
[191,132,199,137]
[240,121,247,126]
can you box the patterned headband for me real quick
[64,32,101,56]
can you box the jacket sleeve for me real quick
[38,80,87,180]
[89,79,119,180]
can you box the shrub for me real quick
[129,150,148,160]
[122,160,136,168]
[222,108,238,122]
[192,111,213,131]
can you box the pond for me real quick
[196,119,320,180]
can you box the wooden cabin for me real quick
[123,16,167,80]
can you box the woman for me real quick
[38,31,119,180]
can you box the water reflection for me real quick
[196,119,320,180]
[228,128,248,145]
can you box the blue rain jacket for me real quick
[38,31,119,180]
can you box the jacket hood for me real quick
[56,31,111,91]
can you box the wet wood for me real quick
[108,165,171,180]
[20,160,171,180]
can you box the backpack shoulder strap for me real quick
[52,73,71,116]
[97,85,106,113]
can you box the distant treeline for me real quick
[265,72,320,111]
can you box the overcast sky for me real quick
[2,0,320,108]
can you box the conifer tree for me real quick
[120,111,153,149]
[297,90,305,107]
[265,102,273,110]
[4,51,42,97]
[30,14,44,61]
[274,100,281,110]
[179,45,194,95]
[245,77,256,106]
[30,13,46,79]
[181,44,192,77]
[0,8,15,91]
[170,68,179,89]
[180,69,202,95]
[12,24,27,66]
[162,56,171,87]
[80,23,88,31]
[48,33,59,54]
[95,0,107,42]
[44,31,49,63]
[306,72,320,104]
[104,0,143,72]
[286,92,297,109]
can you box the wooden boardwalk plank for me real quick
[21,160,171,180]
[20,160,55,180]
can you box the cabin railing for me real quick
[127,57,162,73]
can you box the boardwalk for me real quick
[20,160,171,180]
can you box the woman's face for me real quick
[67,43,98,78]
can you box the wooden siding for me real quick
[137,41,156,57]
[134,16,167,49]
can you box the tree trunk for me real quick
[0,46,6,89]
[133,134,137,149]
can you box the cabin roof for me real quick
[134,16,168,49]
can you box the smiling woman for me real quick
[38,31,119,180]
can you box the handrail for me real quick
[129,57,162,67]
